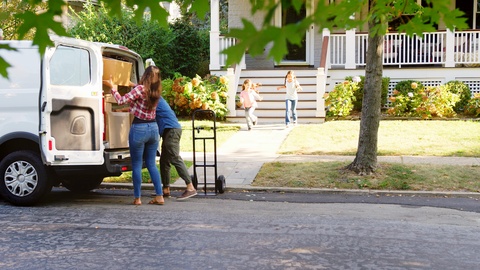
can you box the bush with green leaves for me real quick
[325,78,360,117]
[67,1,208,79]
[444,80,471,112]
[464,93,480,116]
[162,74,229,119]
[388,81,459,118]
[169,19,205,78]
[348,76,390,111]
[387,81,423,116]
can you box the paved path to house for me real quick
[169,123,480,195]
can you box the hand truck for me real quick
[191,109,226,195]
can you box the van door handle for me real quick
[41,101,47,112]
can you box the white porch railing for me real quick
[219,36,236,67]
[329,30,480,68]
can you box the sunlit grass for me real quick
[254,161,480,192]
[280,120,480,157]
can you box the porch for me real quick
[210,30,480,123]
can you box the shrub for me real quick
[387,80,423,116]
[350,76,390,111]
[464,93,480,116]
[325,77,360,117]
[162,74,229,119]
[387,81,459,119]
[444,80,471,113]
[169,19,205,78]
[68,1,207,79]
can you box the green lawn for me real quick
[280,120,480,157]
[254,120,480,192]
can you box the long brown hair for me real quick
[284,70,300,89]
[139,65,162,109]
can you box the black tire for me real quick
[62,176,104,193]
[0,150,53,206]
[215,175,226,194]
[191,174,198,190]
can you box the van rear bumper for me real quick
[52,152,132,177]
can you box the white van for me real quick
[0,36,144,206]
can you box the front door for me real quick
[275,1,313,65]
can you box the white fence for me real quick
[330,30,480,68]
[219,36,236,67]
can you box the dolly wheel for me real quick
[215,175,226,194]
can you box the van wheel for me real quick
[62,176,104,193]
[0,150,53,206]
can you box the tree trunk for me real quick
[346,20,384,175]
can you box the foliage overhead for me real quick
[224,0,468,66]
[0,0,470,77]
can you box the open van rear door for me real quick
[39,37,104,165]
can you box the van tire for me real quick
[0,150,53,206]
[61,177,104,193]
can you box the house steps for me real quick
[226,69,325,124]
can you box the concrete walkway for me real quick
[170,123,480,190]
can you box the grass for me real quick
[254,120,480,192]
[254,161,480,192]
[177,119,240,152]
[279,120,480,156]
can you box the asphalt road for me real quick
[1,188,479,270]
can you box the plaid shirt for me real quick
[112,85,156,120]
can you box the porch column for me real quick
[444,29,455,68]
[209,0,220,70]
[226,68,236,116]
[322,28,331,69]
[315,68,326,118]
[345,29,356,69]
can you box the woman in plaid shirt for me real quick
[104,65,165,206]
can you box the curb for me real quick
[100,183,480,199]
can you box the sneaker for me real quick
[177,189,197,200]
[286,124,290,128]
[248,127,252,131]
[253,119,257,125]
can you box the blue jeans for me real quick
[285,99,297,124]
[129,122,162,198]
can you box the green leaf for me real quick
[125,0,170,28]
[0,45,15,78]
[190,0,210,20]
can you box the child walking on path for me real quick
[239,79,263,130]
[277,70,302,128]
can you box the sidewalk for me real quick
[103,123,480,197]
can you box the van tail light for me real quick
[121,166,128,171]
[48,140,53,151]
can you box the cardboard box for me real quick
[102,58,132,86]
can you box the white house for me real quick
[208,0,480,123]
